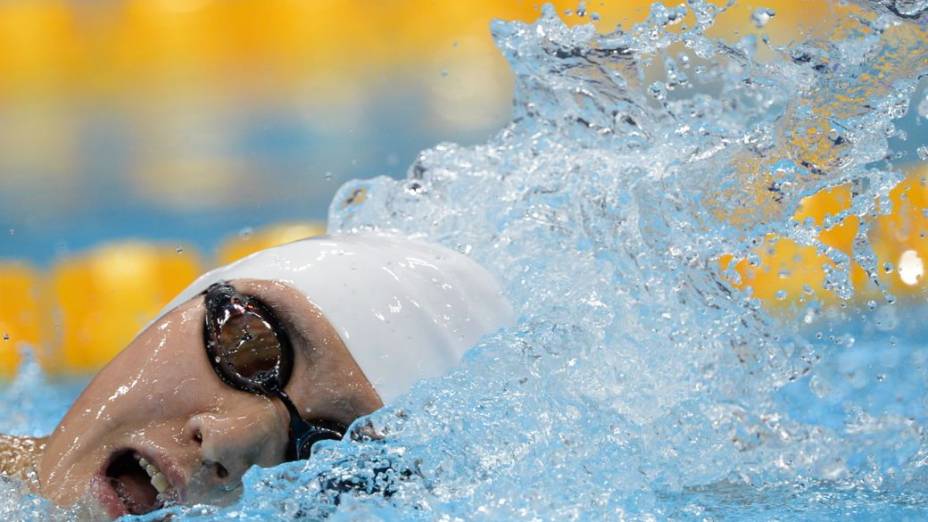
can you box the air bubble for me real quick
[648,81,667,101]
[917,146,928,161]
[751,7,776,28]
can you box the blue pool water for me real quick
[3,1,928,519]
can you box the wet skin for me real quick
[35,279,383,518]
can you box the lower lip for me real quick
[89,474,128,519]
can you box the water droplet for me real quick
[406,181,424,195]
[803,306,817,324]
[175,247,184,254]
[775,289,787,300]
[238,227,254,239]
[892,0,928,17]
[918,95,928,118]
[751,7,775,28]
[324,171,333,181]
[7,228,14,236]
[809,374,831,398]
[917,145,928,161]
[867,299,878,310]
[648,81,667,101]
[883,262,894,273]
[1,332,8,341]
[440,69,449,77]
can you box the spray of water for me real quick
[3,1,928,519]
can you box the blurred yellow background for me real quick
[0,0,924,377]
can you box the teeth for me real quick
[150,473,170,494]
[134,453,171,494]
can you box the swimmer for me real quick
[0,232,512,518]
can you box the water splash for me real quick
[0,349,87,438]
[0,352,87,520]
[5,0,928,519]
[751,7,776,28]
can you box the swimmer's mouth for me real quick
[102,449,176,516]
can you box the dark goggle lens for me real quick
[205,283,293,393]
[215,310,283,382]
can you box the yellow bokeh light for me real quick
[897,249,923,286]
[0,263,45,377]
[216,221,326,266]
[46,242,202,373]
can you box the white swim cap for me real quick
[160,232,513,404]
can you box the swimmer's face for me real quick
[36,279,382,519]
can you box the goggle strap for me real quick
[276,390,345,460]
[276,390,314,437]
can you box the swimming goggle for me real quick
[203,282,345,461]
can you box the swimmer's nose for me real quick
[184,400,289,487]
